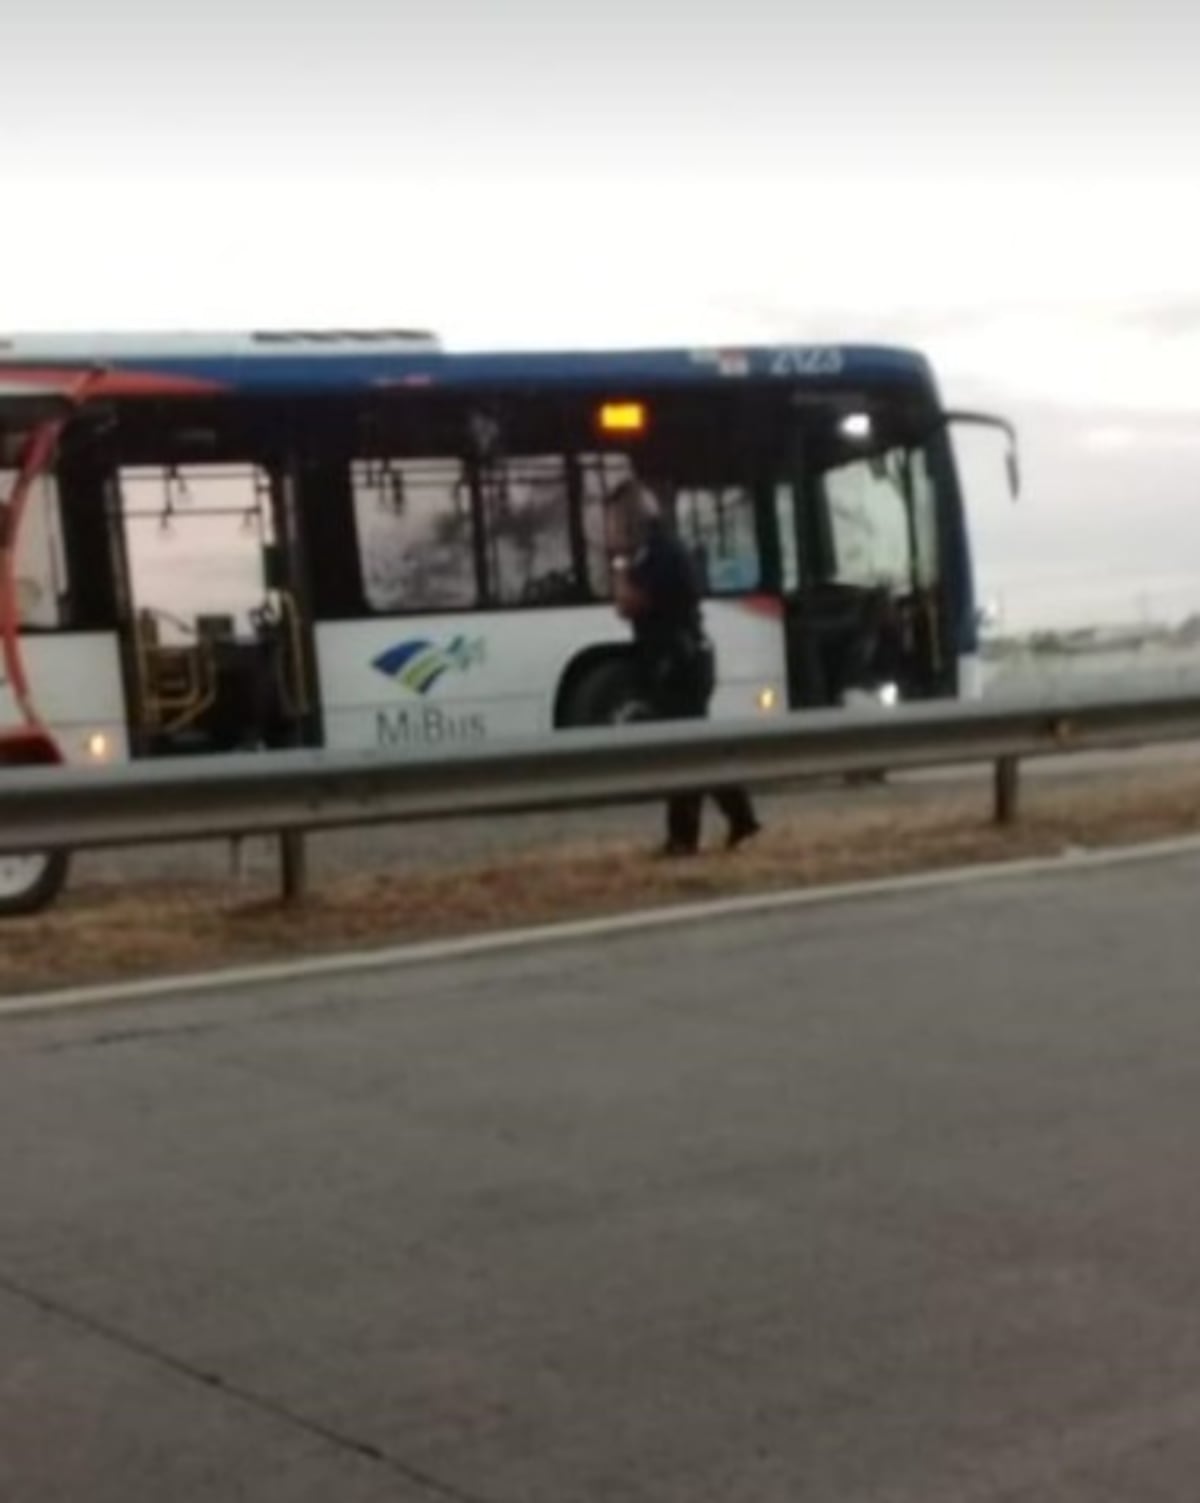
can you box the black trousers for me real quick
[642,638,757,850]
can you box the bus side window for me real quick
[480,455,576,606]
[579,452,636,599]
[351,459,479,612]
[0,470,70,629]
[673,486,762,595]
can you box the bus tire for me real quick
[560,657,651,727]
[0,848,70,918]
[0,730,72,917]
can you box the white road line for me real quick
[6,832,1200,1022]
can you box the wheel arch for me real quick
[552,645,637,728]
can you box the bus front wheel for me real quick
[561,658,651,727]
[0,849,70,918]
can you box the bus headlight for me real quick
[757,687,779,712]
[877,683,900,708]
[86,732,112,761]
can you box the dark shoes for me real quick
[654,821,762,859]
[725,818,762,851]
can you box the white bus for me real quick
[0,331,1017,912]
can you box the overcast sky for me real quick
[4,0,1200,627]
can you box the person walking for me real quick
[606,479,760,857]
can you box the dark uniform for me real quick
[626,519,760,854]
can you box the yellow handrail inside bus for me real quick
[133,609,218,736]
[273,590,311,719]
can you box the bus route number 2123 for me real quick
[768,346,845,378]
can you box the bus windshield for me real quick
[820,446,940,593]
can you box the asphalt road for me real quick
[4,852,1200,1500]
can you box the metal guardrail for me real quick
[4,684,1200,900]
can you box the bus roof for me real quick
[0,330,442,359]
[0,335,938,403]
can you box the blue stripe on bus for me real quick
[0,345,936,397]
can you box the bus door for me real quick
[109,460,317,756]
[775,416,950,709]
[774,423,863,710]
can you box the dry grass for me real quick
[3,766,1199,996]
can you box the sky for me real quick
[4,0,1200,628]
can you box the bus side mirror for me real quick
[1006,448,1021,501]
[942,410,1021,504]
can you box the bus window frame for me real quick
[343,390,776,620]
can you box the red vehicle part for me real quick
[0,370,104,913]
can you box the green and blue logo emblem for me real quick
[372,635,485,695]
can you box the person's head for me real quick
[603,478,660,555]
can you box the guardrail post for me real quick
[279,831,308,904]
[993,756,1020,826]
